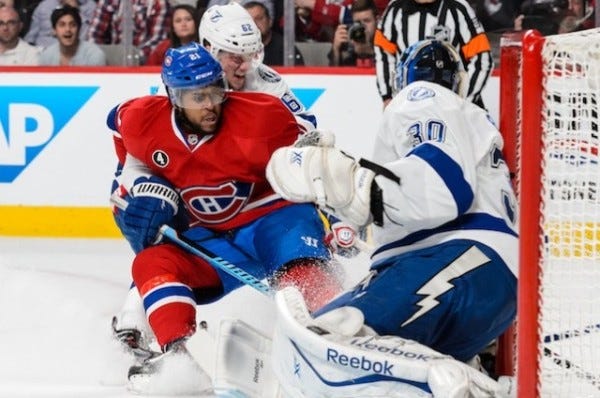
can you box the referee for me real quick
[374,0,493,109]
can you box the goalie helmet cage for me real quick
[499,28,600,397]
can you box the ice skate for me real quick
[128,339,214,396]
[111,315,159,361]
[111,287,158,360]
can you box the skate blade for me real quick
[127,373,215,396]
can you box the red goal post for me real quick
[500,28,600,397]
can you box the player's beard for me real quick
[177,106,222,136]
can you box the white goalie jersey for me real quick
[370,81,518,276]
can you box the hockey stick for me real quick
[543,347,600,389]
[542,323,600,390]
[543,322,600,344]
[110,195,274,297]
[158,225,274,297]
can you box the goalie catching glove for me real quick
[266,146,375,227]
[112,175,180,253]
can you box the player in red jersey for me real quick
[108,42,342,394]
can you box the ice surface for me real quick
[0,237,370,397]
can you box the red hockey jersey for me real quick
[113,91,302,231]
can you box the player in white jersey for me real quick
[199,2,316,132]
[266,39,518,397]
[110,1,323,360]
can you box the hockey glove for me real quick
[113,176,180,253]
[266,146,375,227]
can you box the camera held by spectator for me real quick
[347,21,366,43]
[329,0,378,67]
[341,21,367,57]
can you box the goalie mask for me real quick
[161,42,229,110]
[394,39,466,97]
[199,2,264,64]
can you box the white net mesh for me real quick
[538,28,600,397]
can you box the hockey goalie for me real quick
[261,38,518,398]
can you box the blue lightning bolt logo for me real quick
[402,246,491,327]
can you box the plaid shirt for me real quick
[86,0,171,60]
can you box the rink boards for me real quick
[0,67,499,237]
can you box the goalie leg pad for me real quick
[214,319,281,398]
[272,287,504,398]
[273,287,437,398]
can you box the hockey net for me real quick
[499,28,600,397]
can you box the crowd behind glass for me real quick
[0,0,596,67]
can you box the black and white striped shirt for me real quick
[374,0,493,107]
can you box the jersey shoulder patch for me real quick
[407,86,436,101]
[256,64,282,83]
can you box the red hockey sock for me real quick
[275,261,342,312]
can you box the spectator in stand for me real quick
[560,0,595,31]
[4,0,43,38]
[146,3,198,66]
[295,0,387,42]
[0,5,40,64]
[514,0,594,35]
[242,0,304,66]
[374,0,493,109]
[86,0,171,64]
[39,5,106,65]
[295,0,351,42]
[329,0,378,67]
[25,0,96,49]
[206,0,274,23]
[470,0,520,32]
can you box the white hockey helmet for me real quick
[199,2,264,60]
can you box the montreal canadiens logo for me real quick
[152,150,169,168]
[180,182,252,224]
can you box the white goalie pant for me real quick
[271,286,507,398]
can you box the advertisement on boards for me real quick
[0,68,498,237]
